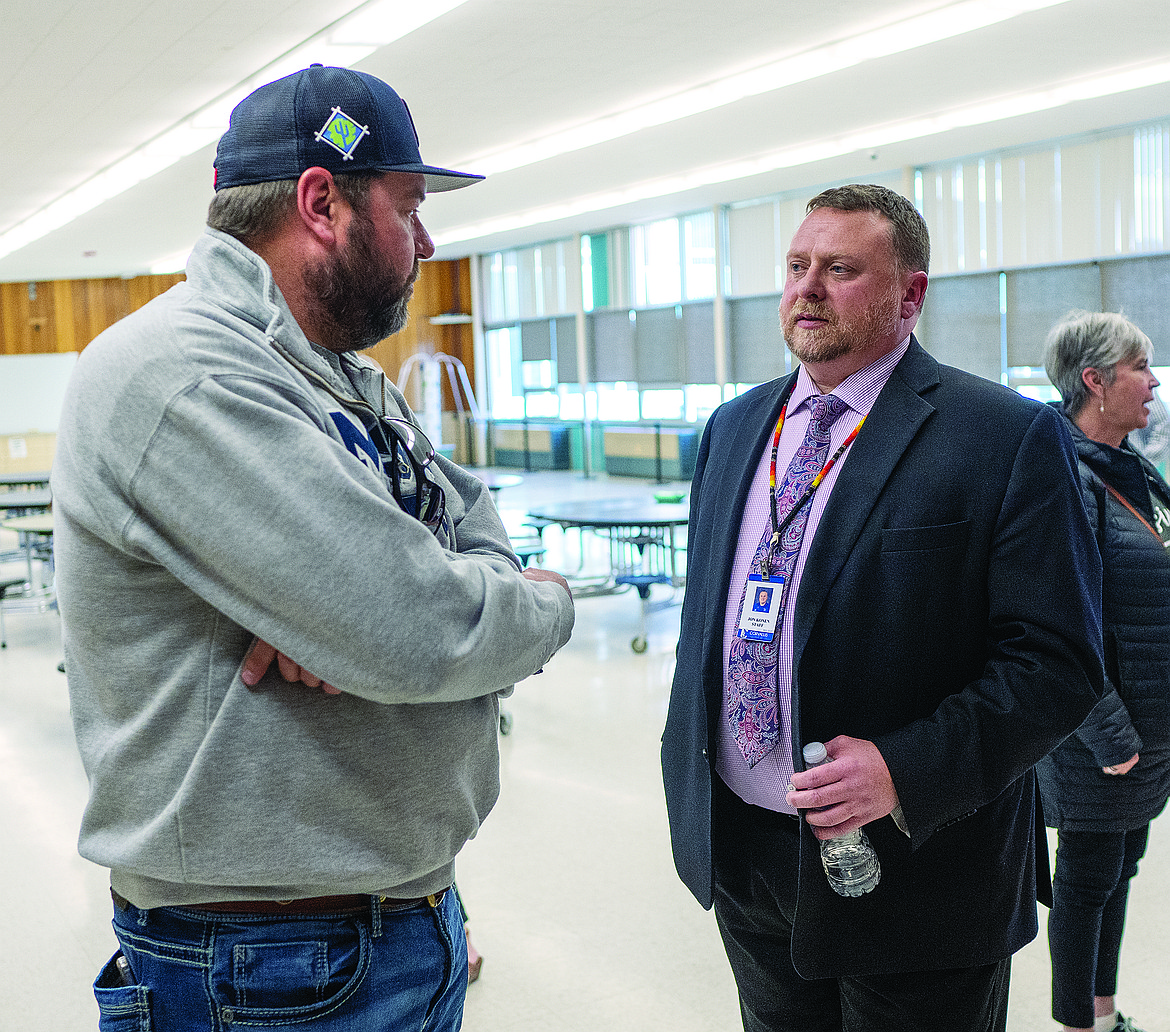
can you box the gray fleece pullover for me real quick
[52,229,574,908]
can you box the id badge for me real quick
[736,573,784,642]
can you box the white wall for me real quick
[0,352,78,433]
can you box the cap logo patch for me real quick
[316,107,369,161]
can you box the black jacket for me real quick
[662,342,1103,978]
[1036,407,1170,832]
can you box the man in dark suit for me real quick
[661,184,1104,1031]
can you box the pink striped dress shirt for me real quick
[715,338,911,813]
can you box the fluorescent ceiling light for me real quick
[434,59,1170,247]
[467,0,1073,175]
[0,0,470,264]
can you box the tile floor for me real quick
[1,469,1167,1031]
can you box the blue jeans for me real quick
[1049,825,1150,1028]
[95,890,466,1031]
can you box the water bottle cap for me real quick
[802,741,828,765]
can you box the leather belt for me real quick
[112,888,445,916]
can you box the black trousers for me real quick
[711,775,1011,1032]
[1048,824,1150,1028]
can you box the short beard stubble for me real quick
[782,286,904,368]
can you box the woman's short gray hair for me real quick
[206,174,374,244]
[1044,310,1153,417]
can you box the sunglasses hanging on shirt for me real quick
[370,416,447,534]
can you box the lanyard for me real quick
[760,396,866,579]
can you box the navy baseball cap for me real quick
[214,65,483,193]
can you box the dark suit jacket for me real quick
[662,339,1104,978]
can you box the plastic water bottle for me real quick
[801,742,881,897]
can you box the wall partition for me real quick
[917,251,1170,394]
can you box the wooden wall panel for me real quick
[0,282,27,353]
[0,272,184,357]
[0,280,62,354]
[26,282,54,349]
[52,281,77,352]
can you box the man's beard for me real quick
[782,289,902,366]
[304,209,416,352]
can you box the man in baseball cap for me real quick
[53,65,573,1032]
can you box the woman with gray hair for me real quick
[1037,310,1170,1032]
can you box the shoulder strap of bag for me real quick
[1102,480,1162,543]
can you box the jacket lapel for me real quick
[699,374,795,680]
[791,340,939,651]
